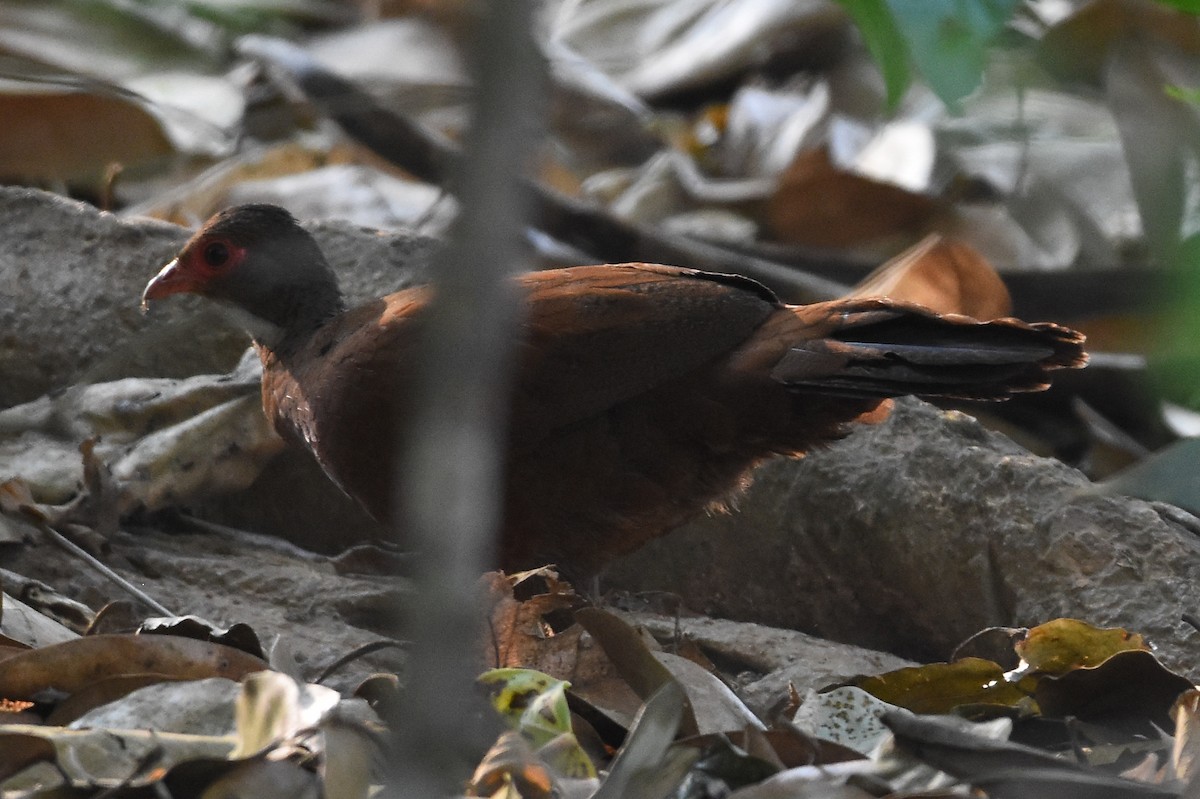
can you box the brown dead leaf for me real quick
[44,674,185,726]
[0,89,173,183]
[484,572,586,673]
[575,608,699,738]
[1039,0,1200,85]
[0,633,267,701]
[0,731,57,782]
[483,573,643,727]
[469,730,557,799]
[1035,649,1192,731]
[766,147,939,249]
[848,234,1012,319]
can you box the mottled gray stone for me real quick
[607,398,1200,675]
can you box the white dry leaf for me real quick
[552,0,846,99]
[0,350,283,516]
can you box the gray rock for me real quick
[2,189,187,406]
[69,677,240,735]
[606,397,1200,674]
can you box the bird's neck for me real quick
[227,283,346,354]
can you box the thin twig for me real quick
[38,523,173,617]
[314,640,408,685]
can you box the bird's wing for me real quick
[508,263,779,440]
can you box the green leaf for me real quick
[1015,619,1149,676]
[855,657,1032,714]
[886,0,1021,111]
[1166,85,1200,107]
[477,668,598,779]
[1101,438,1200,516]
[835,0,912,111]
[1156,0,1200,12]
[1153,233,1200,407]
[478,668,573,743]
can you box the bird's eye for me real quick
[203,241,230,268]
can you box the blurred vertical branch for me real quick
[388,0,544,794]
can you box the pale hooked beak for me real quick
[140,258,198,312]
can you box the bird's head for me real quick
[141,204,344,347]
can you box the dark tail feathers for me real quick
[774,300,1087,400]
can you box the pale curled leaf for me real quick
[0,634,267,700]
[557,0,847,100]
[0,592,77,649]
[791,687,898,756]
[594,682,695,799]
[233,671,340,759]
[0,356,282,515]
[653,651,765,736]
[1175,689,1200,784]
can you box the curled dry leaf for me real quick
[853,658,1032,716]
[484,572,646,726]
[469,730,557,799]
[0,87,173,184]
[0,633,267,701]
[766,146,939,250]
[140,616,266,661]
[847,234,1012,319]
[575,607,700,738]
[1014,618,1149,676]
[1172,688,1200,786]
[0,355,284,516]
[1034,649,1194,732]
[232,671,340,759]
[1039,0,1200,85]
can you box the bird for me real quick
[142,204,1086,576]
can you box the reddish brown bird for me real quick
[142,205,1085,575]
